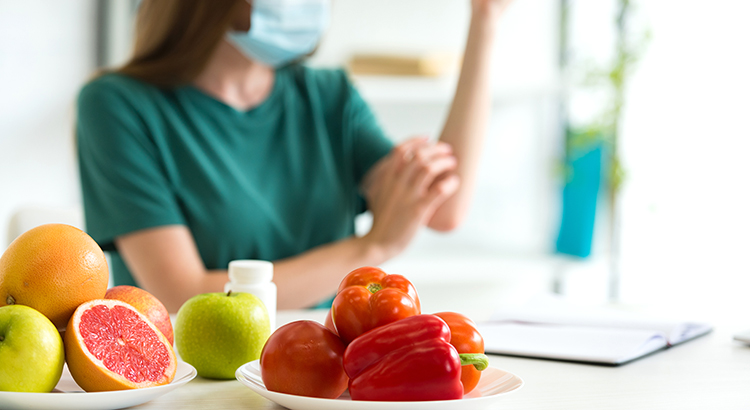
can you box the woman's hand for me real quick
[361,137,460,260]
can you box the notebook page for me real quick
[478,322,667,365]
[490,297,711,343]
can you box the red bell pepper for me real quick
[343,314,489,401]
[332,266,420,345]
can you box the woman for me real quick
[77,0,513,312]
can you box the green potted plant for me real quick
[556,0,649,299]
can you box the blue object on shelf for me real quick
[556,136,604,258]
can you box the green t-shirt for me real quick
[77,65,393,300]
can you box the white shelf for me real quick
[352,74,562,105]
[352,74,459,104]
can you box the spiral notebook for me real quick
[477,301,712,366]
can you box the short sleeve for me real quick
[76,77,184,250]
[340,73,394,186]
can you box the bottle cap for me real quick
[228,260,274,284]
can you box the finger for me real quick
[420,174,460,219]
[386,141,453,199]
[432,174,460,200]
[409,143,453,171]
[401,141,457,185]
[431,141,453,156]
[392,137,431,167]
[411,141,452,159]
[393,136,429,156]
[369,146,422,202]
[411,155,458,196]
[415,141,454,164]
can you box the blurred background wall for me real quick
[1,0,749,316]
[0,1,94,242]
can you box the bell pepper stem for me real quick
[459,353,490,371]
[367,283,382,294]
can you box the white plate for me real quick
[236,360,523,410]
[0,361,196,410]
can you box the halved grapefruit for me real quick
[65,299,177,392]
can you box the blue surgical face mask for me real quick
[227,0,331,68]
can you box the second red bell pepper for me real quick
[343,314,489,401]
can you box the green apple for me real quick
[0,305,65,392]
[175,291,270,379]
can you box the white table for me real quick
[136,309,750,410]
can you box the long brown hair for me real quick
[117,0,246,87]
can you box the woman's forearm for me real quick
[430,12,498,231]
[272,235,387,309]
[117,225,388,312]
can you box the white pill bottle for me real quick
[224,260,277,330]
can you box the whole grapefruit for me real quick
[105,285,174,345]
[65,299,177,392]
[0,224,109,329]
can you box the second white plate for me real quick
[236,360,523,410]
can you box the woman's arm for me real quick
[116,225,386,312]
[115,226,228,313]
[427,0,515,231]
[116,140,458,312]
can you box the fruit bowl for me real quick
[0,361,196,410]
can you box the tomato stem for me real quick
[6,295,14,305]
[459,353,489,371]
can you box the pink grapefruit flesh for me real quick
[65,299,176,392]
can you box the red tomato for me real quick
[434,312,485,394]
[260,320,348,399]
[331,266,420,345]
[324,309,338,336]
